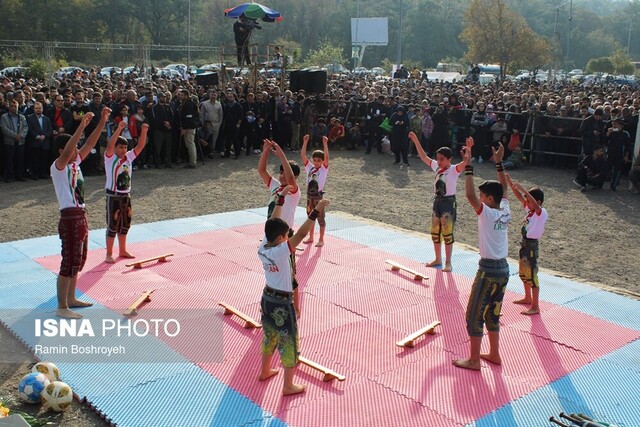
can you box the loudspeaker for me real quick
[195,72,219,86]
[305,70,327,94]
[289,70,303,92]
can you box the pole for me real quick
[566,0,572,70]
[397,0,403,67]
[628,16,633,55]
[188,0,191,67]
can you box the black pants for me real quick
[224,125,240,157]
[4,143,24,180]
[236,42,251,65]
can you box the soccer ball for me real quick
[18,372,50,403]
[41,381,73,412]
[32,361,61,382]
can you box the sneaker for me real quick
[572,180,583,188]
[471,157,477,163]
[253,149,262,154]
[133,165,139,171]
[403,163,410,167]
[478,157,483,164]
[580,186,587,192]
[143,164,150,170]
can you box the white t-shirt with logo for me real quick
[304,161,328,194]
[477,198,511,259]
[258,238,293,292]
[268,177,301,229]
[429,160,461,197]
[105,151,137,193]
[51,155,85,210]
[523,205,548,240]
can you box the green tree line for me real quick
[1,0,639,70]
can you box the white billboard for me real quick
[351,18,388,45]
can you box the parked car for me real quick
[55,66,83,78]
[157,68,182,79]
[353,67,369,77]
[99,66,122,77]
[370,67,385,76]
[0,66,29,77]
[568,68,583,77]
[322,63,349,76]
[197,63,225,74]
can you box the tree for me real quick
[608,49,635,75]
[460,0,552,79]
[586,57,614,74]
[302,41,347,68]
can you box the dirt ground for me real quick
[1,147,639,425]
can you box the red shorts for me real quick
[58,208,89,277]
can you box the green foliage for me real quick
[610,48,635,75]
[27,59,46,80]
[0,0,636,70]
[586,57,614,74]
[302,41,346,68]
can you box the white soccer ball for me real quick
[18,372,50,403]
[32,361,61,382]
[41,381,73,412]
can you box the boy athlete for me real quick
[506,174,547,315]
[409,131,469,272]
[453,141,511,370]
[258,185,329,395]
[301,134,329,247]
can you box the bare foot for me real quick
[425,259,442,267]
[105,255,116,264]
[442,263,452,272]
[119,251,135,259]
[283,383,306,396]
[258,368,279,381]
[314,240,324,247]
[452,358,481,370]
[521,308,540,315]
[69,300,93,308]
[513,298,532,305]
[56,308,82,319]
[480,353,502,365]
[303,238,314,244]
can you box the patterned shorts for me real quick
[58,208,89,277]
[260,290,299,368]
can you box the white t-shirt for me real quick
[51,155,85,210]
[258,238,293,292]
[523,205,548,240]
[429,160,461,197]
[304,161,328,194]
[268,177,301,229]
[477,198,511,259]
[105,151,137,193]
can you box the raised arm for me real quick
[258,139,273,186]
[322,135,329,167]
[79,107,110,160]
[290,199,329,248]
[270,185,291,220]
[409,131,432,166]
[505,173,526,205]
[493,142,508,197]
[455,137,473,172]
[272,141,298,192]
[462,146,482,212]
[54,113,92,170]
[105,119,127,157]
[301,134,310,165]
[133,123,149,157]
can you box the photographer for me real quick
[234,14,260,66]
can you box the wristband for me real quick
[308,209,319,221]
[465,165,474,176]
[276,195,285,206]
[495,162,504,172]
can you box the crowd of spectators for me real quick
[1,66,639,193]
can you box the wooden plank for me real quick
[123,290,155,316]
[126,253,174,269]
[298,356,345,382]
[396,321,442,348]
[385,259,428,281]
[218,302,262,329]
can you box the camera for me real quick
[245,19,262,30]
